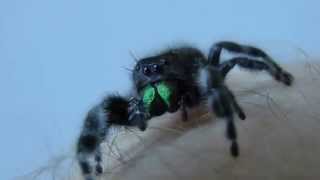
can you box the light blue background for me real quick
[0,0,319,179]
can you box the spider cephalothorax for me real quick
[76,41,293,180]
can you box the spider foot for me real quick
[238,111,246,120]
[231,141,239,157]
[276,70,294,86]
[95,163,103,175]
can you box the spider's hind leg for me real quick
[208,41,294,86]
[219,57,293,86]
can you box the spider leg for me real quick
[76,104,108,180]
[208,41,276,65]
[227,88,246,120]
[208,86,240,157]
[76,95,149,180]
[178,89,203,122]
[208,41,294,85]
[219,57,294,86]
[180,95,189,122]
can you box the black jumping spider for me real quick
[76,41,293,180]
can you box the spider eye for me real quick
[143,66,151,75]
[152,64,160,73]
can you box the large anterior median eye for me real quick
[143,66,151,75]
[151,64,160,73]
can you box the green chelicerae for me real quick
[142,81,172,112]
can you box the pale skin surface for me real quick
[27,62,320,180]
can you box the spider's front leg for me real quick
[128,97,151,131]
[76,95,150,180]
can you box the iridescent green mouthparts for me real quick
[142,82,172,112]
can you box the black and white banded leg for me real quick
[219,57,293,85]
[76,95,149,180]
[208,41,294,85]
[76,105,108,180]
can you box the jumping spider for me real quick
[76,41,293,180]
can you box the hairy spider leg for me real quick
[76,95,149,180]
[208,85,241,157]
[208,41,293,85]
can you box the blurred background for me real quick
[0,0,319,179]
